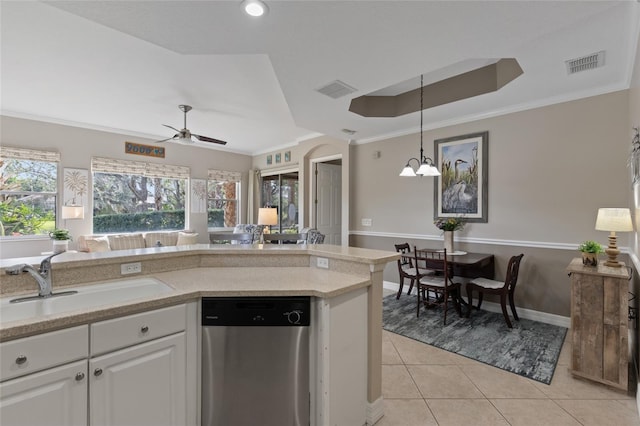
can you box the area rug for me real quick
[382,294,567,384]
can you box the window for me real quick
[0,147,59,237]
[208,169,241,228]
[92,157,189,233]
[261,171,298,232]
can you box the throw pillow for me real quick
[108,233,146,251]
[86,237,110,253]
[177,232,199,246]
[144,231,179,248]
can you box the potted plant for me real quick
[49,228,72,253]
[578,240,603,266]
[434,217,465,253]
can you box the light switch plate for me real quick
[361,218,372,226]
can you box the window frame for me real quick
[91,156,190,234]
[0,147,60,239]
[207,169,242,230]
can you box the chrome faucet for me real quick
[5,252,64,298]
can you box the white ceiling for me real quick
[1,1,639,155]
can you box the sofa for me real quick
[76,230,199,253]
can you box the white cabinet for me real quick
[89,304,191,426]
[0,302,197,426]
[0,326,89,426]
[0,360,88,426]
[90,333,186,426]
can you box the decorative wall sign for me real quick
[63,168,89,216]
[125,141,165,158]
[267,154,272,165]
[285,151,291,162]
[275,153,282,164]
[434,131,488,222]
[191,179,207,214]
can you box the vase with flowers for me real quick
[434,217,465,253]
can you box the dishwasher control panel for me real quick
[202,297,310,326]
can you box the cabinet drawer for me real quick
[0,325,88,382]
[91,304,186,356]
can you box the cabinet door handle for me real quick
[141,325,149,333]
[15,355,27,365]
[94,368,103,377]
[75,372,85,381]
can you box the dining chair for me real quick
[394,243,418,299]
[465,253,524,328]
[414,247,461,325]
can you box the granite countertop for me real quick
[0,244,397,341]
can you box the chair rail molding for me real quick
[349,230,632,252]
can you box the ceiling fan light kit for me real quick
[157,105,227,146]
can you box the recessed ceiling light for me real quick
[241,0,268,17]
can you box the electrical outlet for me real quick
[361,218,372,226]
[121,262,142,275]
[317,257,329,269]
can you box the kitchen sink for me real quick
[0,278,173,323]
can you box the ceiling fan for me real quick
[157,105,227,145]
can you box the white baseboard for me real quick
[366,396,384,426]
[383,281,571,328]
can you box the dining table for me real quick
[415,249,495,280]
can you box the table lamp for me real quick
[595,208,633,267]
[257,207,278,243]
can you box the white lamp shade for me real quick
[595,208,633,232]
[62,205,84,220]
[417,164,441,177]
[257,207,278,225]
[399,166,416,177]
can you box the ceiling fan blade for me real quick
[193,134,228,145]
[155,134,178,143]
[162,124,180,132]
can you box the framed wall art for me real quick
[63,168,89,218]
[434,131,488,222]
[190,179,207,214]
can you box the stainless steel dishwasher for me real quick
[201,296,310,426]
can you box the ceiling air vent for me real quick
[316,80,357,99]
[565,51,605,75]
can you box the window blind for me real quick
[208,169,242,182]
[92,157,190,179]
[0,146,60,163]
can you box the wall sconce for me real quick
[595,207,633,267]
[62,204,84,220]
[399,74,441,178]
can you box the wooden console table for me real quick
[566,258,632,390]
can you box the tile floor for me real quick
[378,314,640,425]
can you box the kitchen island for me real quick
[0,244,398,426]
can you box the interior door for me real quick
[314,163,341,245]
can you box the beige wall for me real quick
[349,91,630,317]
[252,135,351,243]
[1,116,252,258]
